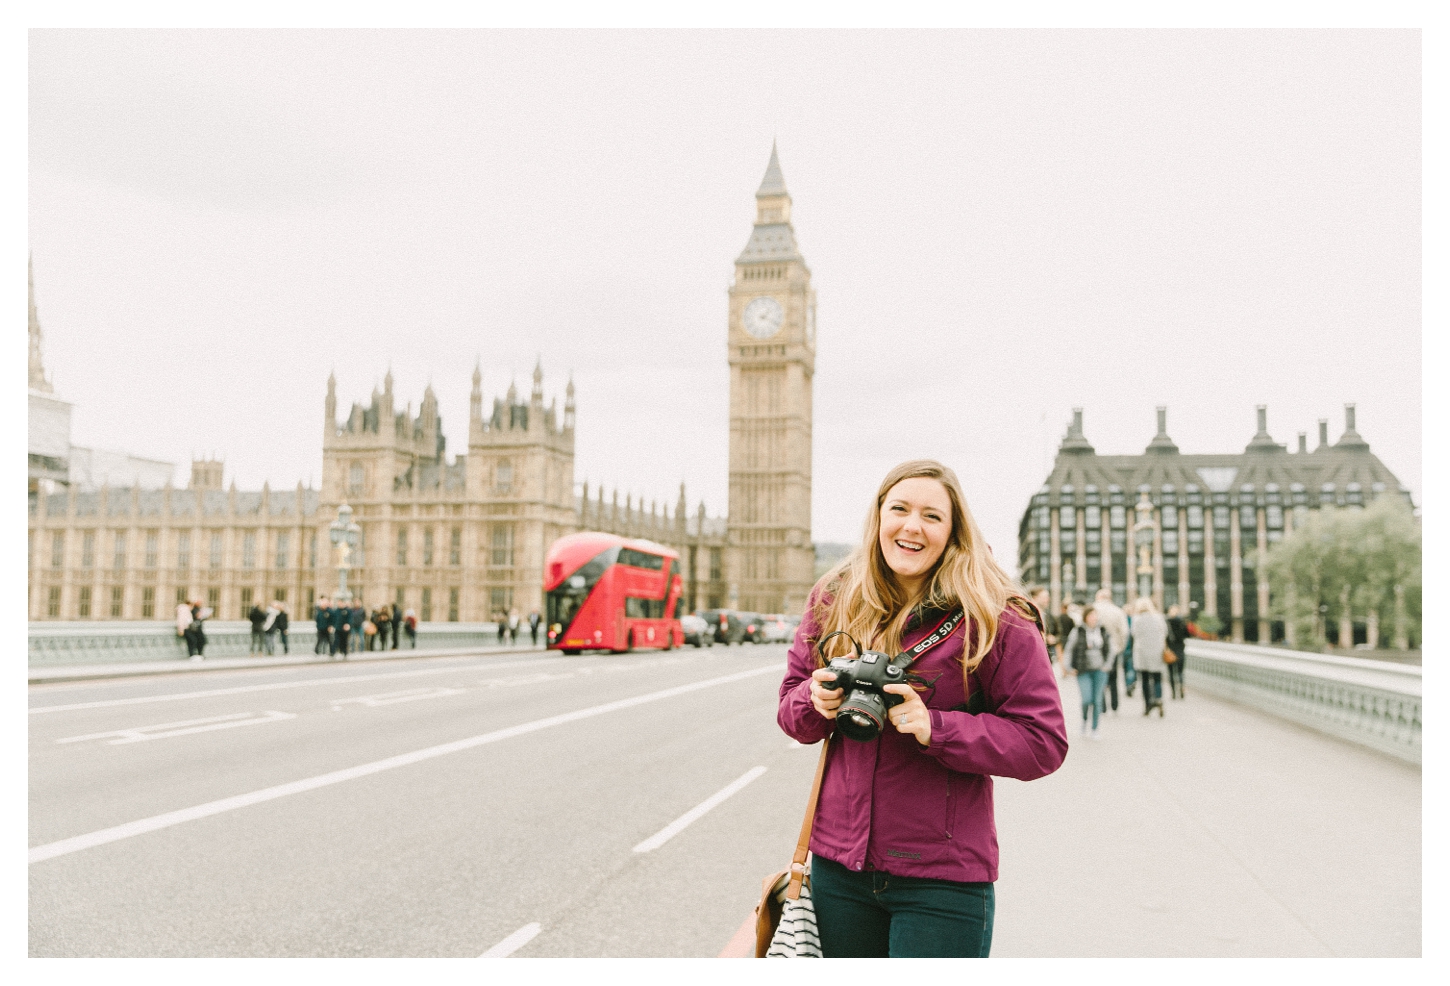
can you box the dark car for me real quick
[700,609,748,645]
[679,613,714,648]
[740,612,769,644]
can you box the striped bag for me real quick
[754,738,830,958]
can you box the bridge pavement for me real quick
[29,645,1418,957]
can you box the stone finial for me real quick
[1059,408,1095,455]
[1146,405,1179,454]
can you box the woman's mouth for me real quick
[894,540,924,554]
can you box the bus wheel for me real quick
[561,649,579,656]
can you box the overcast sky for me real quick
[27,29,1420,564]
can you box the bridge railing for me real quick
[1182,639,1421,765]
[27,621,512,667]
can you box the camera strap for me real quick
[897,606,966,668]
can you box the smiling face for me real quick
[878,476,954,593]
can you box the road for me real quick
[29,643,1420,957]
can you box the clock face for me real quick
[742,296,784,339]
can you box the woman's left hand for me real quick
[883,684,931,747]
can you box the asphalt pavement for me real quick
[29,643,1420,957]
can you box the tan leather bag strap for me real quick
[786,736,831,901]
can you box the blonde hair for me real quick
[809,459,1028,671]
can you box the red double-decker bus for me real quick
[544,532,683,653]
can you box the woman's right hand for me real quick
[809,669,844,719]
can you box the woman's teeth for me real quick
[895,540,923,553]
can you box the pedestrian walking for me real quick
[176,600,199,657]
[262,600,281,655]
[1165,604,1189,699]
[779,459,1067,957]
[1092,588,1129,712]
[189,600,212,659]
[314,597,333,655]
[1027,586,1057,673]
[1065,606,1111,738]
[390,603,402,650]
[350,599,366,655]
[508,608,521,646]
[404,607,417,648]
[1131,598,1170,717]
[496,610,507,645]
[528,608,541,646]
[331,597,352,658]
[249,601,267,654]
[275,602,290,654]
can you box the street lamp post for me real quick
[329,502,361,606]
[1133,491,1157,603]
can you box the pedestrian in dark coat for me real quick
[314,598,333,655]
[276,603,290,654]
[249,603,267,654]
[331,599,352,658]
[1166,604,1189,699]
[390,604,403,650]
[349,601,366,655]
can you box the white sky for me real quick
[27,29,1421,565]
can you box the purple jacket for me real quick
[777,601,1068,883]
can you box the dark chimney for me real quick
[1297,432,1307,453]
[1256,405,1267,433]
[1345,403,1356,433]
[1318,419,1329,449]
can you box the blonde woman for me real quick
[778,460,1068,958]
[1129,597,1169,716]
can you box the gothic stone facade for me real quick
[28,366,727,622]
[725,144,816,616]
[1018,403,1413,644]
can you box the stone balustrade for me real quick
[1182,639,1421,765]
[28,620,508,667]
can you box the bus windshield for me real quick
[546,546,618,636]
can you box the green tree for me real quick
[1263,496,1420,651]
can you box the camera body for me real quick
[825,649,914,741]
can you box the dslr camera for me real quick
[821,636,915,741]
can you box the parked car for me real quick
[700,609,748,645]
[679,613,714,648]
[741,612,769,644]
[761,615,794,643]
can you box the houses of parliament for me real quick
[27,147,819,623]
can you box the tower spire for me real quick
[28,255,52,394]
[756,140,787,197]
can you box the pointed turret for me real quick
[757,140,788,197]
[1058,408,1095,455]
[1245,405,1285,453]
[325,371,337,438]
[563,375,576,432]
[470,360,483,423]
[1335,403,1369,450]
[739,142,800,260]
[1145,406,1179,454]
[28,255,52,394]
[531,357,544,404]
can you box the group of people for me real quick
[247,601,291,655]
[175,599,214,659]
[493,608,542,647]
[313,597,418,659]
[1027,585,1189,738]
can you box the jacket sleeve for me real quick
[922,613,1069,781]
[777,598,837,744]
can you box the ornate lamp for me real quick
[328,502,361,605]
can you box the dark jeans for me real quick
[250,629,265,653]
[1167,654,1185,697]
[1102,654,1120,711]
[315,627,331,654]
[809,854,994,958]
[332,628,350,656]
[278,629,288,654]
[1141,670,1163,711]
[391,623,401,649]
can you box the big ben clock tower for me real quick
[725,143,816,616]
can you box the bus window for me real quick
[618,548,664,570]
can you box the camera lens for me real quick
[835,692,886,741]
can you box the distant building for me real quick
[27,258,176,499]
[1018,405,1414,644]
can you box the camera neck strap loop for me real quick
[897,606,966,668]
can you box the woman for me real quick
[1165,604,1188,699]
[778,460,1068,958]
[404,607,418,648]
[1130,598,1169,717]
[1064,606,1110,737]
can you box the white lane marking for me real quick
[480,922,541,958]
[29,657,599,715]
[56,711,298,746]
[786,738,802,748]
[29,662,784,865]
[329,687,465,710]
[632,766,768,853]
